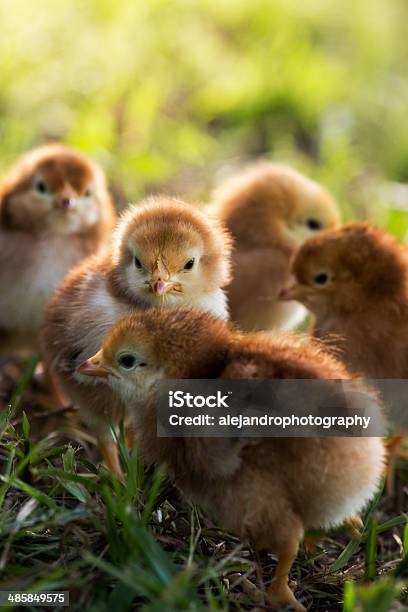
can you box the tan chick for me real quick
[0,144,115,354]
[282,222,408,377]
[43,197,232,477]
[282,222,408,490]
[78,306,385,611]
[213,162,340,331]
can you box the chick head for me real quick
[215,162,340,252]
[111,197,232,305]
[282,223,408,315]
[0,144,110,234]
[77,306,230,403]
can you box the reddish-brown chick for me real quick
[78,306,384,611]
[0,143,115,354]
[283,222,408,491]
[283,222,408,377]
[42,197,232,478]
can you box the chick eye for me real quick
[306,218,322,231]
[314,273,330,286]
[134,257,143,270]
[184,258,195,270]
[35,178,48,194]
[84,187,92,197]
[117,353,138,370]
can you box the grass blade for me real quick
[365,518,377,580]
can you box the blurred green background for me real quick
[1,0,408,236]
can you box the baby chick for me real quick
[0,143,115,354]
[43,197,232,477]
[78,306,384,611]
[282,222,408,491]
[213,162,340,331]
[282,223,408,377]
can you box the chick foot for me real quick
[267,581,305,612]
[302,533,322,554]
[98,438,124,482]
[343,515,363,541]
[267,546,305,612]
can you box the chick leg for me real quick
[125,422,135,450]
[302,532,322,553]
[98,437,124,481]
[38,360,75,434]
[303,515,362,554]
[385,434,405,496]
[43,361,70,408]
[267,540,305,612]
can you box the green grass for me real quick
[0,2,408,609]
[0,360,407,611]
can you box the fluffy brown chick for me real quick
[43,197,232,478]
[78,306,384,611]
[282,222,408,492]
[213,162,340,331]
[283,222,408,378]
[0,143,115,353]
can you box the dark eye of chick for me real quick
[306,218,322,231]
[184,258,195,270]
[135,257,142,270]
[314,273,329,285]
[84,187,92,197]
[118,354,137,369]
[35,179,48,194]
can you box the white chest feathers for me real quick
[0,233,85,332]
[153,287,229,321]
[192,288,229,321]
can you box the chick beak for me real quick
[61,197,75,210]
[77,351,113,378]
[57,185,77,211]
[151,278,170,295]
[149,259,173,295]
[279,283,305,301]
